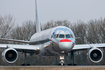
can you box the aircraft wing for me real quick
[0,38,29,43]
[73,43,105,50]
[0,44,40,52]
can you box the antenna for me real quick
[35,0,41,32]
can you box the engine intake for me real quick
[88,48,103,63]
[2,48,18,63]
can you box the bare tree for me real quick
[42,20,71,30]
[71,21,87,44]
[0,15,14,38]
[10,20,36,41]
[86,19,105,43]
[0,15,15,43]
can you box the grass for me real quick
[0,67,105,70]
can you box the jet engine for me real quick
[2,48,18,63]
[88,48,103,63]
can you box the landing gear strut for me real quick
[60,54,64,66]
[70,51,76,65]
[59,51,65,66]
[21,52,30,66]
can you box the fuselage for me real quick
[29,26,75,56]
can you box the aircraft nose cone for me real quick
[59,39,72,51]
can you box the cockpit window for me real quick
[54,34,59,38]
[59,34,64,38]
[66,34,70,38]
[53,34,73,38]
[66,34,73,38]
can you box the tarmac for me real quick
[0,65,105,67]
[0,66,105,70]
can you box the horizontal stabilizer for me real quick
[0,38,29,43]
[75,37,81,39]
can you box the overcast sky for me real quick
[0,0,105,25]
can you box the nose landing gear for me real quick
[59,51,65,66]
[58,51,76,66]
[60,55,64,66]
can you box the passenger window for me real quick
[66,34,70,38]
[59,34,64,38]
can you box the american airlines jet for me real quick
[0,0,105,66]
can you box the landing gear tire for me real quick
[21,64,25,66]
[60,60,65,66]
[68,64,76,66]
[58,63,65,66]
[21,64,30,66]
[27,64,30,66]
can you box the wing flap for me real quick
[73,43,105,50]
[0,44,40,52]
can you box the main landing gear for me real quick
[21,52,30,66]
[68,51,76,65]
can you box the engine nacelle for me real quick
[2,48,18,63]
[88,48,103,63]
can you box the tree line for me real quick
[0,15,105,65]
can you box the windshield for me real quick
[53,34,73,38]
[66,34,73,38]
[66,34,70,38]
[59,34,64,38]
[54,34,59,38]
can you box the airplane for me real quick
[0,0,105,66]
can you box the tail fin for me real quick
[35,0,41,32]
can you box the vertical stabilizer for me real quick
[35,0,41,32]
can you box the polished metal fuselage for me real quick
[29,26,75,56]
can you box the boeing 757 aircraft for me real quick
[0,0,105,65]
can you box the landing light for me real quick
[36,47,40,50]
